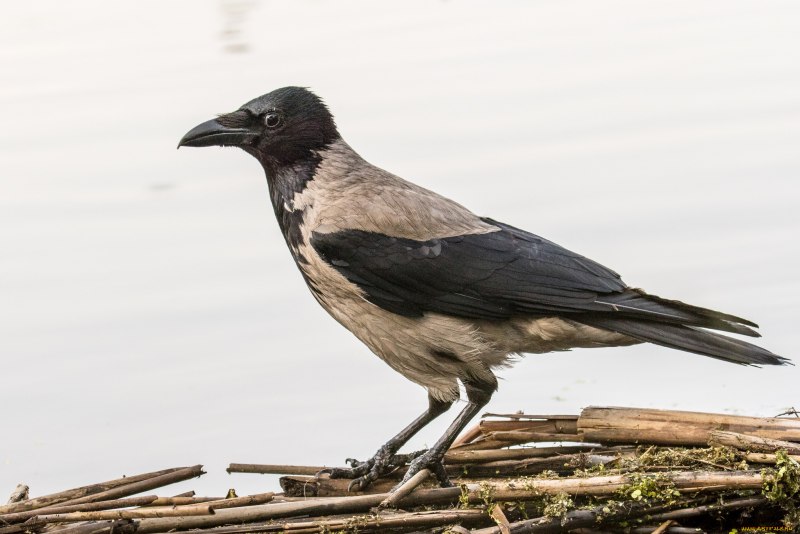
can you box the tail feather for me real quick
[577,316,789,366]
[597,290,760,337]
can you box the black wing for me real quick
[311,219,626,319]
[311,219,787,366]
[312,219,735,327]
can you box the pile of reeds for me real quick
[3,406,800,534]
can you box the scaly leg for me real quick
[325,394,453,491]
[392,379,495,490]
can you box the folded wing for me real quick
[311,218,787,366]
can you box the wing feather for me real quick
[311,219,624,318]
[310,219,786,366]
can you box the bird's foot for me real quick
[391,449,452,491]
[321,447,426,491]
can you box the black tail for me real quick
[576,290,789,366]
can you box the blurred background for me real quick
[1,0,798,498]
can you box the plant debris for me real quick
[4,406,800,533]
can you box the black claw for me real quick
[326,462,371,479]
[328,447,429,490]
[347,478,365,492]
[327,456,377,488]
[392,451,451,491]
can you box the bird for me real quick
[178,86,789,492]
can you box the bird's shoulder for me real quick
[306,142,494,240]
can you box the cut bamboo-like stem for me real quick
[465,453,619,476]
[379,469,430,508]
[469,470,764,498]
[41,519,139,534]
[132,495,274,522]
[145,496,224,506]
[34,504,214,523]
[646,495,768,521]
[451,416,581,451]
[0,496,159,524]
[227,464,324,476]
[55,465,205,507]
[0,467,184,515]
[489,503,512,534]
[482,413,579,420]
[708,430,800,454]
[445,445,605,464]
[185,493,274,510]
[488,431,583,443]
[453,433,584,452]
[135,493,399,533]
[452,423,483,447]
[745,452,800,464]
[480,419,579,434]
[578,406,800,446]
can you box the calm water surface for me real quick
[2,0,799,497]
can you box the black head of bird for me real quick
[179,86,788,497]
[179,86,339,168]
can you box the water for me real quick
[2,0,799,498]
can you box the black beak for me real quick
[178,116,259,148]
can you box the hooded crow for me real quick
[179,86,789,491]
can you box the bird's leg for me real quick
[324,394,453,491]
[392,379,494,491]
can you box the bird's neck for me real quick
[259,139,361,258]
[260,154,321,256]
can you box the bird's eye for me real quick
[264,113,283,129]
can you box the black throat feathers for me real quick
[260,154,321,264]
